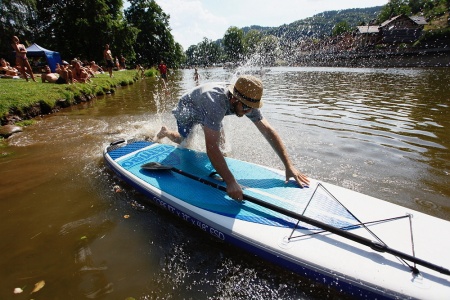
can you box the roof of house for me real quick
[357,26,380,34]
[409,16,428,25]
[380,14,428,28]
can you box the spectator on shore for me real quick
[57,61,74,84]
[55,63,62,74]
[41,65,59,83]
[136,64,145,78]
[11,36,36,82]
[115,56,120,70]
[89,61,103,74]
[72,60,91,83]
[120,55,126,70]
[42,64,72,84]
[0,58,19,77]
[103,44,114,77]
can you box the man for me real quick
[158,60,167,80]
[41,65,69,84]
[156,75,310,201]
[103,44,114,78]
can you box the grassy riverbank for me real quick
[0,68,157,124]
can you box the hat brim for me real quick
[228,85,263,109]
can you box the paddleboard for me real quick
[103,139,450,299]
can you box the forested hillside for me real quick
[262,6,383,40]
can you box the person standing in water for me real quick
[11,36,36,82]
[158,60,167,80]
[193,67,200,82]
[156,75,310,201]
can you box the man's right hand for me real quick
[226,180,244,202]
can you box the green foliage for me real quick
[125,0,179,67]
[243,30,264,56]
[222,27,245,62]
[0,71,142,119]
[0,0,37,58]
[378,0,412,23]
[144,67,158,77]
[257,35,280,65]
[185,39,223,66]
[414,26,450,47]
[0,0,184,70]
[378,0,449,22]
[332,21,352,36]
[422,0,449,18]
[268,7,383,41]
[15,120,35,127]
[32,0,128,62]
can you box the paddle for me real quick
[141,162,450,276]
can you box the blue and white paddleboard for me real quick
[103,139,450,299]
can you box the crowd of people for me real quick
[2,36,180,86]
[39,59,106,84]
[2,36,135,84]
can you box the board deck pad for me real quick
[108,141,360,230]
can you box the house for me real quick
[356,25,381,47]
[379,14,427,44]
[355,15,427,47]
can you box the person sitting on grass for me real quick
[0,58,19,77]
[89,61,103,74]
[59,62,74,83]
[41,65,72,84]
[72,60,91,83]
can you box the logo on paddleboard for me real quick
[121,146,173,168]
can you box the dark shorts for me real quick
[106,60,114,68]
[161,73,167,79]
[177,120,195,138]
[56,76,67,84]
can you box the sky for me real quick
[151,0,389,49]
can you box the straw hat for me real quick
[228,75,263,108]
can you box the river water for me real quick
[1,67,449,299]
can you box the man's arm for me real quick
[203,126,243,200]
[254,118,310,187]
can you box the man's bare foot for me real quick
[156,126,168,140]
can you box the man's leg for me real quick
[156,126,183,144]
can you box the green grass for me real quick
[0,69,156,121]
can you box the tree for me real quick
[197,38,223,66]
[256,35,279,66]
[32,0,132,63]
[185,44,200,66]
[0,0,36,59]
[171,42,186,69]
[378,0,412,22]
[125,0,179,67]
[332,21,352,36]
[222,26,245,62]
[243,29,263,57]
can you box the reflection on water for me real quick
[0,67,449,299]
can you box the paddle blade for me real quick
[141,162,173,170]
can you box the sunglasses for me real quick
[240,101,252,111]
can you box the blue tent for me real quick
[25,44,62,72]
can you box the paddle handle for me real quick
[168,166,450,276]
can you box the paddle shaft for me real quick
[166,166,450,276]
